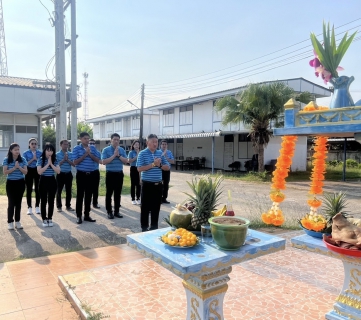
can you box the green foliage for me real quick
[359,163,361,169]
[327,160,343,167]
[244,170,270,182]
[67,121,93,139]
[42,125,56,146]
[321,191,349,233]
[346,159,359,168]
[310,22,357,78]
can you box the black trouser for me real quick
[6,179,25,223]
[162,170,170,200]
[56,171,73,208]
[130,166,140,201]
[105,171,124,214]
[140,181,163,231]
[92,169,100,206]
[76,170,95,218]
[25,167,40,208]
[39,175,57,220]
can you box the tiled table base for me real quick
[59,231,343,320]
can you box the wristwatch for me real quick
[152,162,156,167]
[159,163,163,168]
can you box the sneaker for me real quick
[131,200,137,205]
[8,222,14,230]
[35,207,41,214]
[48,220,53,227]
[15,222,23,229]
[42,220,48,227]
[136,199,141,205]
[27,207,33,215]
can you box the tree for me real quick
[42,124,56,147]
[67,121,93,139]
[215,82,312,171]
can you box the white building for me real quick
[0,76,55,160]
[88,78,331,171]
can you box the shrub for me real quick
[327,160,343,167]
[359,163,361,169]
[346,159,359,168]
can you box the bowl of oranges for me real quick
[159,228,200,248]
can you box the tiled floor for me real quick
[1,231,344,319]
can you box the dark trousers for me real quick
[76,171,95,218]
[162,170,170,200]
[105,171,124,214]
[140,181,163,231]
[56,172,73,208]
[25,167,40,208]
[39,176,57,220]
[130,166,140,201]
[92,169,100,206]
[6,179,25,223]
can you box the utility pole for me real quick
[0,0,8,76]
[139,83,144,148]
[70,0,78,150]
[54,0,67,149]
[83,72,89,120]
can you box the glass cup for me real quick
[201,224,213,244]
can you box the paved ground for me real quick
[1,169,360,262]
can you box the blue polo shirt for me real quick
[23,149,42,168]
[2,157,28,180]
[72,145,100,172]
[136,148,169,182]
[36,157,59,176]
[128,150,138,167]
[56,150,73,173]
[102,145,127,172]
[160,149,174,168]
[93,148,101,171]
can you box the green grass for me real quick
[0,170,131,196]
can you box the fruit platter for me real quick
[159,228,200,248]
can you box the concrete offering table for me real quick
[127,228,285,320]
[292,234,361,320]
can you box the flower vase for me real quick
[329,75,355,109]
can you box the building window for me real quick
[132,116,140,130]
[0,125,14,148]
[179,106,192,125]
[16,126,37,134]
[114,119,122,131]
[163,109,174,127]
[106,120,113,133]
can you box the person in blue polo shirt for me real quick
[37,144,61,227]
[101,133,128,219]
[137,134,170,232]
[72,132,100,224]
[2,143,28,230]
[23,138,42,215]
[89,138,101,209]
[128,140,141,205]
[56,140,75,212]
[160,140,175,204]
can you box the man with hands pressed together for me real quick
[72,132,100,224]
[160,140,175,204]
[137,134,169,232]
[56,140,75,212]
[101,133,128,219]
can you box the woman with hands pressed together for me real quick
[2,143,28,230]
[128,140,141,205]
[37,144,60,227]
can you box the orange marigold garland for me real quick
[300,136,328,231]
[261,136,297,226]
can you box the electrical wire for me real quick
[38,0,53,20]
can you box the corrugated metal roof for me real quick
[0,76,56,90]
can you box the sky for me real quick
[3,0,361,120]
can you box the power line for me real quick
[146,19,361,89]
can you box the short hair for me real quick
[89,138,95,142]
[111,133,120,139]
[79,132,90,138]
[160,140,167,144]
[147,134,158,140]
[60,140,68,145]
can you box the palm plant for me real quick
[322,191,349,233]
[184,175,223,230]
[215,82,312,171]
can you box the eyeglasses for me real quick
[89,143,95,145]
[31,143,37,145]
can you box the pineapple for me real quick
[184,175,223,230]
[322,191,349,233]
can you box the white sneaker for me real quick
[48,220,53,227]
[136,200,141,205]
[35,207,41,214]
[27,207,33,215]
[8,222,14,230]
[15,222,23,229]
[131,200,137,205]
[42,220,48,227]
